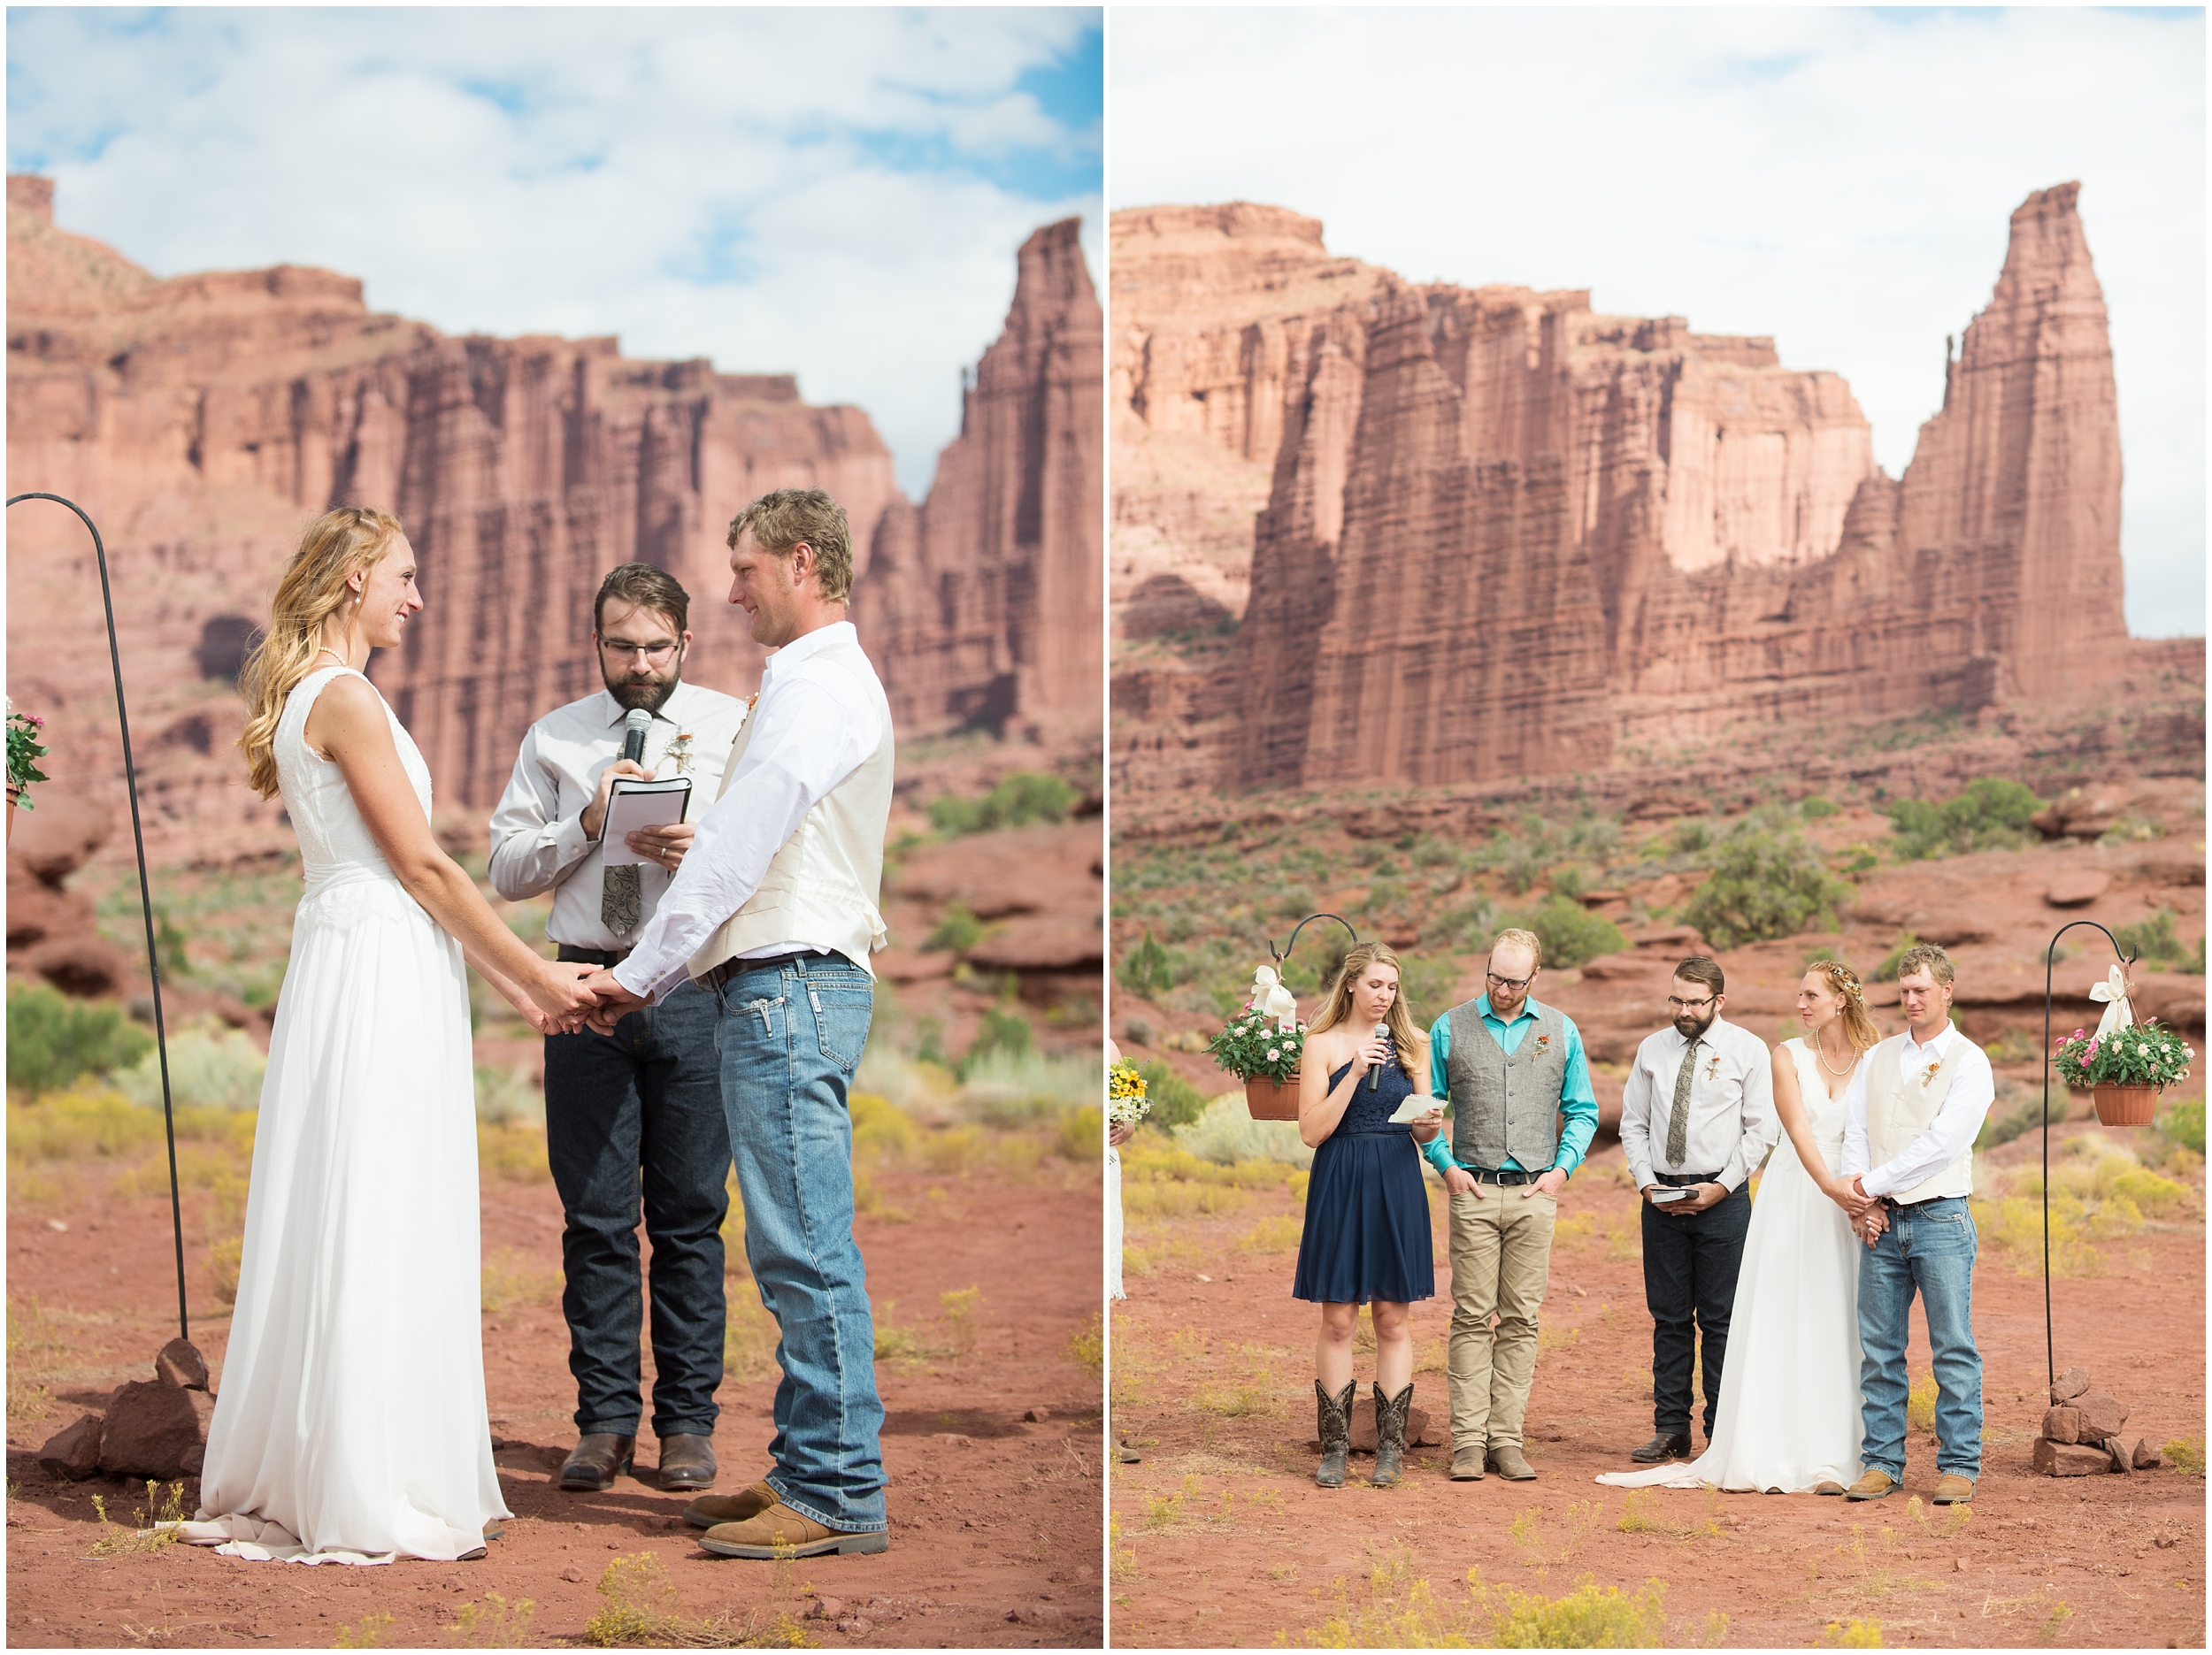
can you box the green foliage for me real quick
[2155,1097,2205,1156]
[2116,908,2193,970]
[6,985,153,1095]
[1509,894,1627,970]
[1137,1060,1208,1131]
[2163,1437,2204,1475]
[1799,794,1839,819]
[1975,1083,2049,1153]
[7,704,50,803]
[2050,1020,2193,1090]
[960,1004,1032,1077]
[1681,816,1854,949]
[114,1023,265,1113]
[1670,819,1713,856]
[1819,1619,1886,1648]
[1883,778,2043,861]
[924,900,985,953]
[1118,928,1184,999]
[1065,1310,1103,1377]
[1394,955,1462,1028]
[1173,1095,1314,1169]
[926,770,1075,837]
[1206,1008,1304,1084]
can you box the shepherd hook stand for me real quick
[1269,912,1362,971]
[7,492,190,1343]
[2036,919,2134,1402]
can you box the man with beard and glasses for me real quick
[1617,955,1778,1466]
[488,563,749,1497]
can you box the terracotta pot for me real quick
[1245,1074,1302,1121]
[2091,1084,2159,1127]
[4,785,15,844]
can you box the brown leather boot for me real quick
[1314,1379,1356,1488]
[686,1479,780,1529]
[657,1433,716,1492]
[1371,1383,1413,1488]
[558,1433,635,1491]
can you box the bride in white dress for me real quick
[183,507,597,1564]
[1599,961,1883,1495]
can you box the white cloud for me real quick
[8,6,1104,499]
[1111,7,2205,638]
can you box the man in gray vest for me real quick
[585,488,895,1559]
[1839,944,1993,1505]
[1419,927,1599,1481]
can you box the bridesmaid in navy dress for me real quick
[1292,942,1444,1488]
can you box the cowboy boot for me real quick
[1314,1379,1356,1488]
[1371,1382,1413,1488]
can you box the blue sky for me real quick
[1114,7,2205,638]
[8,7,1104,498]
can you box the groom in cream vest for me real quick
[588,488,894,1559]
[1839,943,1995,1506]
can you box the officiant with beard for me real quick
[488,563,749,1496]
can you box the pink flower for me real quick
[1266,1047,1280,1061]
[2084,1039,2100,1060]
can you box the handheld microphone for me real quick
[622,708,650,765]
[1369,1022,1391,1090]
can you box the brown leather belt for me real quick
[699,951,817,993]
[557,945,630,967]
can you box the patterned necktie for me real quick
[1666,1037,1700,1166]
[602,862,641,937]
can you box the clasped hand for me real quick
[1831,1174,1889,1246]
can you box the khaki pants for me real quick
[1447,1186,1556,1451]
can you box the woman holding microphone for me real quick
[1291,942,1442,1489]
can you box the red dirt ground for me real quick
[6,1153,1105,1648]
[1108,1124,2206,1650]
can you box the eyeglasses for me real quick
[600,638,680,664]
[1486,973,1532,992]
[1665,995,1716,1012]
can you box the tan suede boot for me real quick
[685,1479,779,1530]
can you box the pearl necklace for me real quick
[1815,1031,1856,1077]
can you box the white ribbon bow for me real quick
[1248,965,1300,1033]
[2089,964,2135,1040]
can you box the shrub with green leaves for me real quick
[926,770,1076,837]
[1117,927,1183,999]
[115,1024,265,1113]
[960,1004,1033,1077]
[925,900,986,953]
[1871,934,1920,983]
[1883,777,2043,861]
[7,986,154,1096]
[1799,794,1839,819]
[1136,1059,1207,1131]
[1509,894,1627,969]
[2116,908,2194,971]
[1682,820,1855,949]
[2155,1097,2205,1156]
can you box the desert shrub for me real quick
[1870,935,1919,983]
[1120,1143,1294,1191]
[1671,818,1714,856]
[112,1024,265,1114]
[1173,1095,1314,1169]
[2155,1097,2205,1156]
[1118,927,1188,999]
[2116,908,2193,970]
[1422,896,1499,954]
[477,1121,550,1182]
[1976,1082,2049,1152]
[958,1046,1096,1124]
[472,1065,543,1126]
[1394,954,1462,1027]
[1509,893,1628,969]
[1883,778,2042,862]
[1800,794,1840,819]
[926,770,1075,837]
[1137,1060,1208,1131]
[1683,819,1855,948]
[7,985,153,1095]
[480,1247,557,1315]
[1056,1103,1102,1161]
[925,900,986,953]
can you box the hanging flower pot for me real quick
[1244,1073,1302,1121]
[2090,1085,2159,1127]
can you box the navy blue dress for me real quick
[1291,1053,1434,1305]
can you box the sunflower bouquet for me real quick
[1108,1059,1151,1128]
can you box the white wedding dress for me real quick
[1598,1039,1866,1494]
[183,666,509,1563]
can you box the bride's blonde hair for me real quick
[237,506,406,800]
[1804,959,1881,1052]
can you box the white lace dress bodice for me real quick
[273,666,433,931]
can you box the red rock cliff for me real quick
[8,177,1096,859]
[1113,185,2139,794]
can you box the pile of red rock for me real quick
[35,1337,215,1483]
[2034,1364,2162,1476]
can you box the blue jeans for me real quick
[543,977,729,1440]
[711,953,886,1534]
[1858,1194,1982,1479]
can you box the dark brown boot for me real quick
[558,1432,635,1491]
[1371,1383,1413,1488]
[1315,1379,1355,1488]
[657,1433,716,1492]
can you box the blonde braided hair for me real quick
[1805,959,1881,1052]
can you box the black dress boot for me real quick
[1314,1379,1356,1488]
[1371,1382,1413,1488]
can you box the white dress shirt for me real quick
[1619,1015,1779,1193]
[1841,1021,1996,1200]
[488,679,749,953]
[611,621,884,1002]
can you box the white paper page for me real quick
[1387,1095,1442,1125]
[600,778,691,865]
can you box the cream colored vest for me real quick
[685,633,894,980]
[1863,1024,1978,1204]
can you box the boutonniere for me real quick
[747,692,760,713]
[1535,1034,1551,1052]
[665,732,695,775]
[1919,1060,1943,1089]
[1705,1055,1723,1081]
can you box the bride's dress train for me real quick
[1598,1039,1866,1493]
[180,665,509,1563]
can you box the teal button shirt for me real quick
[1419,995,1598,1180]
